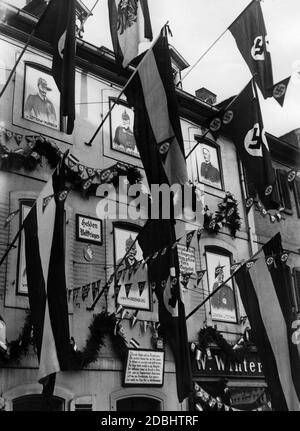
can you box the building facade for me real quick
[0,1,297,412]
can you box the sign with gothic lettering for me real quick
[76,214,103,245]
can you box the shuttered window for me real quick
[277,170,293,214]
[293,268,300,312]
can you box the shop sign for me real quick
[124,349,165,387]
[191,347,264,378]
[76,214,103,245]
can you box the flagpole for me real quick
[177,0,255,86]
[0,29,35,99]
[185,77,253,160]
[186,242,265,320]
[85,23,169,146]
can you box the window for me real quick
[13,395,64,411]
[276,169,293,214]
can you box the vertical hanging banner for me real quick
[225,80,279,210]
[108,0,153,68]
[229,0,274,98]
[125,33,193,402]
[234,233,300,411]
[34,0,76,134]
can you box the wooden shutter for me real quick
[277,170,293,214]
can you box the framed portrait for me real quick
[113,224,151,311]
[194,136,224,190]
[23,63,60,131]
[205,249,238,323]
[109,98,140,159]
[16,200,34,295]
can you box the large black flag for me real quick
[229,0,273,99]
[225,80,279,210]
[234,233,300,411]
[34,0,76,134]
[124,34,193,403]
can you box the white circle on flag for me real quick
[244,123,269,157]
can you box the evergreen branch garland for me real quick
[198,326,251,362]
[0,312,34,365]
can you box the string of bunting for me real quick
[0,126,143,195]
[194,383,271,412]
[68,280,103,308]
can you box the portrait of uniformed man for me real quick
[117,234,140,271]
[24,77,57,126]
[200,146,221,185]
[210,264,235,313]
[111,102,139,157]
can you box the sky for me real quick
[8,0,300,137]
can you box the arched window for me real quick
[12,395,64,411]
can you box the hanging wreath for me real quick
[203,192,242,238]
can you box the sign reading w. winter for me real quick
[76,214,103,245]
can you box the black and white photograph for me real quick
[0,0,299,416]
[23,64,60,130]
[205,251,237,323]
[195,141,223,189]
[110,98,139,158]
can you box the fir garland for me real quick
[0,312,128,369]
[203,192,242,238]
[198,326,252,362]
[0,313,34,365]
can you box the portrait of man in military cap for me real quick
[206,251,237,322]
[114,226,143,272]
[110,99,139,157]
[23,65,59,130]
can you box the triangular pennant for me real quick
[42,194,54,212]
[125,283,132,298]
[82,178,93,191]
[245,197,254,212]
[138,281,146,297]
[181,272,192,288]
[196,270,206,284]
[287,169,296,183]
[73,287,80,304]
[58,189,69,202]
[152,250,160,260]
[272,76,291,107]
[160,247,168,256]
[186,230,196,250]
[86,167,96,178]
[197,227,204,241]
[67,289,72,302]
[116,304,123,315]
[4,209,20,227]
[131,311,139,328]
[121,309,128,320]
[92,280,100,300]
[13,133,23,145]
[81,284,90,301]
[266,256,275,267]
